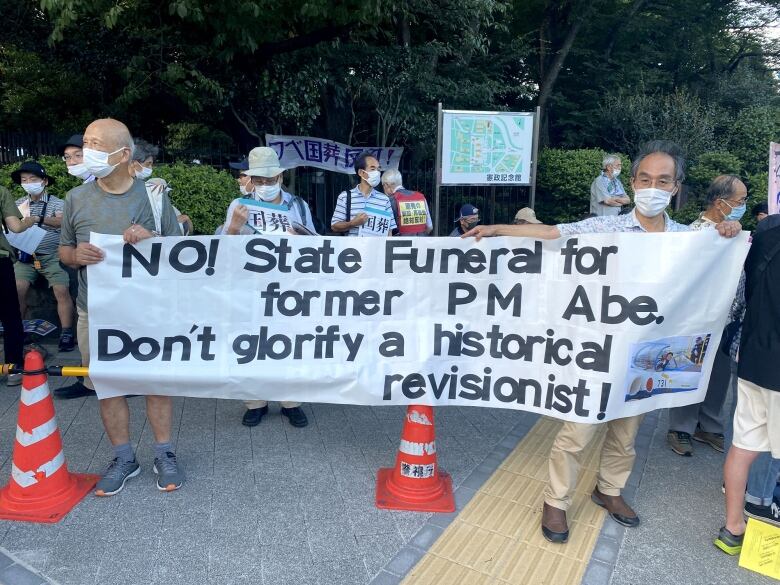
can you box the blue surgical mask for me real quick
[721,199,746,221]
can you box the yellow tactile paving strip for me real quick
[402,417,608,585]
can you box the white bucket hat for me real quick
[245,147,284,178]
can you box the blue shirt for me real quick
[590,172,627,216]
[557,209,689,235]
[331,186,398,237]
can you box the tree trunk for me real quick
[537,1,596,145]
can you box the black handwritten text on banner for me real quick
[87,231,748,423]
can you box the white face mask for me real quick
[135,165,153,180]
[255,183,281,202]
[363,169,381,188]
[634,188,672,218]
[239,183,252,196]
[612,168,621,178]
[67,163,92,180]
[21,182,45,196]
[83,147,125,179]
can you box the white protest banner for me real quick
[87,231,748,423]
[770,142,780,215]
[224,198,293,235]
[265,134,404,174]
[358,207,394,237]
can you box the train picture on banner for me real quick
[624,333,712,401]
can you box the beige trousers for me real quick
[544,414,644,511]
[76,307,95,390]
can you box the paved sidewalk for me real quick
[0,339,774,585]
[0,341,533,585]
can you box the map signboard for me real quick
[440,110,535,185]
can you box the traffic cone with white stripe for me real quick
[375,405,455,513]
[0,350,99,523]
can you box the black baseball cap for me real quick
[59,134,84,154]
[11,161,55,186]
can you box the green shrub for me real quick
[154,163,239,235]
[686,151,744,198]
[728,106,780,175]
[535,148,630,224]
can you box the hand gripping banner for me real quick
[87,230,748,423]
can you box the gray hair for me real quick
[705,175,742,205]
[630,140,686,183]
[602,154,621,169]
[381,168,403,188]
[132,138,158,163]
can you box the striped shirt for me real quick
[557,209,689,236]
[331,186,397,237]
[15,193,64,255]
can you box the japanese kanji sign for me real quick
[359,207,395,237]
[224,198,293,235]
[265,135,404,174]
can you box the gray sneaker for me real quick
[667,431,693,456]
[95,458,140,496]
[153,452,185,492]
[6,373,21,387]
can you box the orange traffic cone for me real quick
[0,350,99,523]
[375,405,455,513]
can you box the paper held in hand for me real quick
[224,198,294,235]
[358,206,394,237]
[6,225,46,255]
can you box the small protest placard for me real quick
[739,518,780,579]
[358,207,394,237]
[224,198,293,235]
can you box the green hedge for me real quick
[0,159,239,236]
[536,148,630,224]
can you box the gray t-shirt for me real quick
[60,178,180,310]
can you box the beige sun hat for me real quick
[245,147,284,178]
[513,207,542,223]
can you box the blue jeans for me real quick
[746,453,780,506]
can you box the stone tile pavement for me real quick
[0,340,536,585]
[0,339,774,585]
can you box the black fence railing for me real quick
[1,132,534,235]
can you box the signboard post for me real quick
[434,106,540,234]
[770,142,779,216]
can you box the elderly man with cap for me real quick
[11,161,74,352]
[513,207,543,225]
[223,146,314,428]
[60,134,94,182]
[57,134,98,399]
[449,204,479,236]
[59,118,185,496]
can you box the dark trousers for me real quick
[668,347,732,435]
[0,257,24,365]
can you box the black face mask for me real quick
[463,219,480,230]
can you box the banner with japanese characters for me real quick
[87,230,747,423]
[266,134,404,174]
[358,207,394,237]
[224,198,293,235]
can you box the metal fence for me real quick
[0,132,533,235]
[291,162,533,236]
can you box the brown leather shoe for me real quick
[541,503,569,543]
[591,487,640,527]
